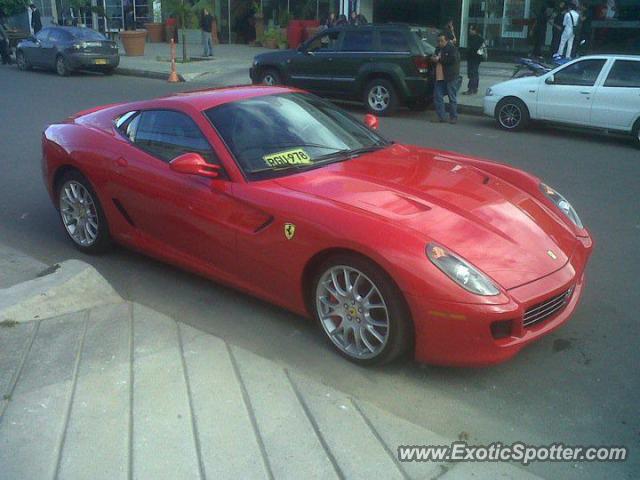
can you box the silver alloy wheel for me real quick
[17,52,26,70]
[499,103,522,129]
[56,56,66,76]
[59,181,99,247]
[368,85,391,112]
[262,73,276,85]
[316,265,390,359]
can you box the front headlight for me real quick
[540,183,583,229]
[252,59,258,67]
[485,87,494,96]
[426,243,500,296]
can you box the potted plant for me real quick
[278,9,290,43]
[262,28,279,49]
[144,22,164,42]
[120,29,147,56]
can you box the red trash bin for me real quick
[287,20,305,49]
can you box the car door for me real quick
[590,59,640,131]
[537,58,608,126]
[26,28,50,66]
[42,28,66,68]
[287,30,341,94]
[331,29,375,97]
[110,109,239,276]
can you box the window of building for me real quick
[341,30,374,52]
[604,60,640,88]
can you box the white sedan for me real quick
[484,55,640,146]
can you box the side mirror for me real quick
[170,153,221,179]
[364,114,379,130]
[545,75,555,85]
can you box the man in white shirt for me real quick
[554,2,580,59]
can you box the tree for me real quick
[0,0,28,18]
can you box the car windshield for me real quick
[70,28,106,41]
[205,93,390,180]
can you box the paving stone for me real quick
[57,302,131,480]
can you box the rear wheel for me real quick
[312,254,412,366]
[495,97,530,131]
[633,119,640,148]
[364,78,398,116]
[260,68,281,86]
[56,55,70,76]
[16,51,31,71]
[57,170,111,253]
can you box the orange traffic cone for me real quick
[168,39,181,83]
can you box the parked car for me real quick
[17,26,119,76]
[250,24,435,116]
[42,86,593,366]
[484,55,640,146]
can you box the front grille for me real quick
[523,287,573,328]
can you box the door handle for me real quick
[115,157,128,168]
[579,91,591,95]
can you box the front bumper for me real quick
[408,235,593,367]
[249,66,259,84]
[66,52,120,70]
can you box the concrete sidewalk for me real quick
[115,40,514,112]
[0,248,543,479]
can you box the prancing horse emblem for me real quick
[284,223,296,240]
[547,250,557,260]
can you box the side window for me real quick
[379,31,410,52]
[341,30,373,52]
[131,110,217,164]
[553,59,606,87]
[604,60,640,88]
[308,31,340,52]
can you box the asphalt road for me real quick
[0,66,638,479]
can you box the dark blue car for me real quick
[16,26,119,76]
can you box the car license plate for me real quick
[94,59,108,65]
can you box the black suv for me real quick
[250,24,436,115]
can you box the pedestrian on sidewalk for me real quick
[554,2,580,59]
[29,4,42,34]
[324,12,336,29]
[463,24,484,95]
[551,1,567,57]
[201,8,214,57]
[443,19,457,44]
[0,22,11,65]
[532,1,553,58]
[431,32,461,124]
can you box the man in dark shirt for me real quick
[463,24,484,95]
[532,2,553,57]
[431,33,461,124]
[30,4,42,34]
[0,21,11,64]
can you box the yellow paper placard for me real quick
[263,149,312,168]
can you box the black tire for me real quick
[633,118,640,149]
[56,170,111,254]
[363,78,398,116]
[495,97,530,131]
[259,68,281,86]
[55,55,70,76]
[16,50,31,71]
[311,254,413,366]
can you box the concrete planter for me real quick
[120,29,147,56]
[144,22,164,42]
[178,28,202,45]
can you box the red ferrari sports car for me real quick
[42,86,593,366]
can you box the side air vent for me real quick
[112,198,135,227]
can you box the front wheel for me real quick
[364,78,398,116]
[312,254,412,365]
[633,119,640,149]
[16,51,31,71]
[56,55,70,76]
[259,68,281,86]
[495,97,530,131]
[57,170,111,253]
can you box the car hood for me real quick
[254,49,296,64]
[275,144,577,290]
[491,75,540,92]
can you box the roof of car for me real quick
[158,85,303,111]
[579,54,640,60]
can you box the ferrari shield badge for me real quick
[284,223,296,240]
[547,250,558,260]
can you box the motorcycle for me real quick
[511,57,553,79]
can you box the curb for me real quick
[0,259,123,324]
[116,67,185,82]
